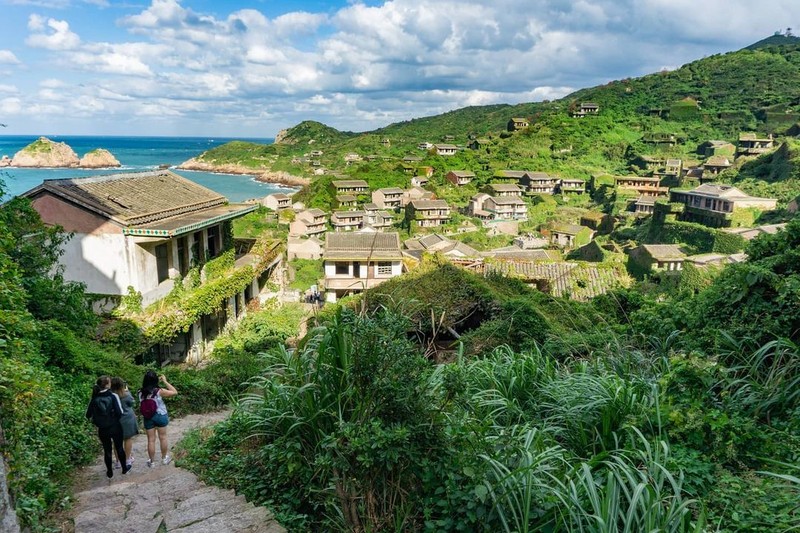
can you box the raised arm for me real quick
[159,375,178,398]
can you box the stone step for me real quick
[168,504,278,533]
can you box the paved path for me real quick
[66,411,284,533]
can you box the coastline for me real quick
[177,158,310,187]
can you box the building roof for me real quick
[642,244,686,261]
[332,179,369,188]
[332,210,365,220]
[489,183,524,192]
[495,170,528,178]
[704,155,732,167]
[266,192,290,201]
[302,208,326,217]
[616,175,661,183]
[526,171,553,180]
[511,117,528,122]
[561,177,585,183]
[410,199,449,209]
[21,170,257,236]
[635,195,657,206]
[689,183,752,199]
[484,248,559,261]
[448,170,476,177]
[336,194,357,202]
[435,144,458,150]
[739,132,772,141]
[377,187,404,194]
[324,232,402,261]
[488,196,526,205]
[551,223,586,235]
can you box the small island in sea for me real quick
[0,136,121,169]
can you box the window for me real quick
[376,262,392,276]
[207,225,219,258]
[155,243,170,283]
[335,262,349,275]
[177,237,188,275]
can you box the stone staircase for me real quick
[68,412,283,533]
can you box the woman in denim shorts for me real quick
[138,370,178,467]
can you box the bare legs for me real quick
[146,426,170,463]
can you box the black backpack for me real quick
[91,394,117,428]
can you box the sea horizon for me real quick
[0,135,288,203]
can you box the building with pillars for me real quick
[21,170,258,308]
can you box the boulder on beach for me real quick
[79,148,121,168]
[0,155,10,167]
[11,137,80,168]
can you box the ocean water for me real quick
[0,135,294,202]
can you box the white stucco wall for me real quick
[60,232,134,295]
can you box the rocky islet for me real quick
[0,136,121,168]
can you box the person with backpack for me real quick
[85,375,130,478]
[138,370,178,467]
[111,377,138,470]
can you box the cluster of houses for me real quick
[16,106,790,363]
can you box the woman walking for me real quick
[111,377,138,469]
[86,375,130,478]
[138,370,178,467]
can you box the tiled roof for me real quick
[410,199,449,209]
[448,171,476,177]
[642,244,686,261]
[25,170,228,226]
[377,187,404,194]
[486,261,630,301]
[324,232,402,260]
[496,170,528,178]
[489,184,524,192]
[704,156,732,167]
[332,180,369,188]
[489,196,525,205]
[551,223,585,235]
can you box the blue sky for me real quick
[0,0,798,138]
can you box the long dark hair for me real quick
[92,375,111,398]
[140,370,159,399]
[110,377,128,398]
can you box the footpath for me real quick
[65,411,284,533]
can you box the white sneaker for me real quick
[162,455,172,465]
[146,459,154,468]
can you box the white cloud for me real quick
[0,51,21,65]
[0,85,19,94]
[26,16,80,50]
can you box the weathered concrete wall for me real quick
[0,423,20,533]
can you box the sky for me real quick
[0,0,798,138]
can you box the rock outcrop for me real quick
[7,137,121,168]
[79,148,121,168]
[11,137,80,168]
[177,158,309,186]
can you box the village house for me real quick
[262,192,291,211]
[403,155,423,163]
[330,210,365,232]
[289,208,327,238]
[468,193,494,222]
[640,155,666,171]
[507,117,530,131]
[483,196,528,221]
[411,175,429,188]
[400,186,435,207]
[21,170,260,307]
[670,184,778,228]
[363,205,394,231]
[468,138,492,151]
[703,155,733,176]
[372,187,404,210]
[380,138,391,148]
[344,153,363,164]
[579,212,615,233]
[417,166,435,178]
[642,132,677,147]
[737,133,774,157]
[434,144,458,156]
[614,176,669,197]
[655,159,682,181]
[322,232,403,302]
[398,162,416,174]
[634,195,657,215]
[335,194,358,209]
[549,223,595,249]
[287,236,324,260]
[490,170,529,184]
[403,233,481,261]
[524,172,559,195]
[685,252,747,268]
[702,140,736,157]
[572,102,599,118]
[559,178,586,194]
[446,170,476,186]
[484,183,524,197]
[331,179,369,195]
[417,142,433,150]
[630,244,687,273]
[21,171,281,361]
[406,199,451,228]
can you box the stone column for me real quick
[0,422,20,533]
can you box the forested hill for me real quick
[276,41,800,144]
